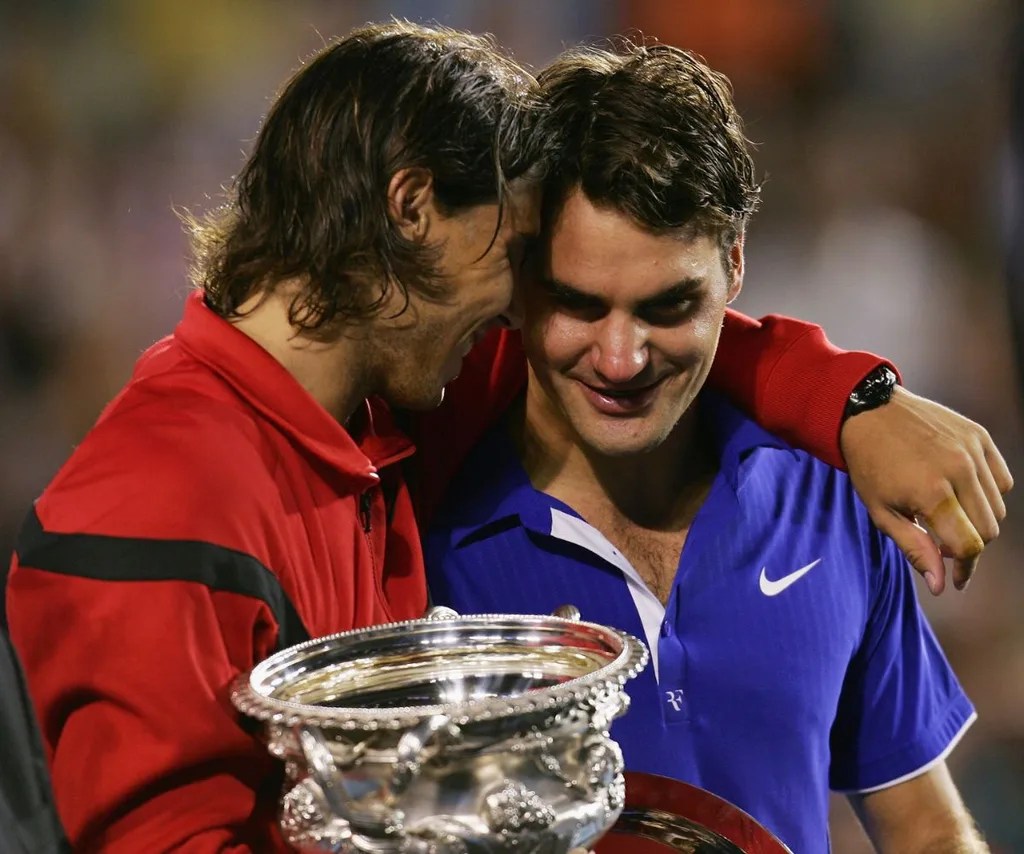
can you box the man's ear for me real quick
[726,231,745,304]
[387,167,435,241]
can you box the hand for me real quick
[840,386,1013,594]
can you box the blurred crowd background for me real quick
[1,0,1021,849]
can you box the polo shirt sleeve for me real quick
[6,403,298,853]
[828,529,976,794]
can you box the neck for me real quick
[517,380,718,532]
[228,285,373,424]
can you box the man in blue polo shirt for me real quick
[425,43,986,853]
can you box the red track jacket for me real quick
[6,292,892,852]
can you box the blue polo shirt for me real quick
[424,392,975,853]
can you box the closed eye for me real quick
[539,276,703,324]
[636,281,703,326]
[638,299,696,326]
[541,279,607,317]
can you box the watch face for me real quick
[846,365,898,417]
[596,773,793,854]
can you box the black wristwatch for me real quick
[843,365,899,421]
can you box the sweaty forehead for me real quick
[547,191,719,294]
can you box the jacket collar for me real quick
[174,292,413,488]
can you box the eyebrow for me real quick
[540,276,704,310]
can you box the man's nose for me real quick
[592,315,648,383]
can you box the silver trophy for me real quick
[231,607,648,853]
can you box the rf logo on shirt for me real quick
[665,688,686,712]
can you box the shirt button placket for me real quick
[658,622,689,725]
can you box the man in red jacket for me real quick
[4,20,1012,854]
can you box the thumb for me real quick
[870,507,946,595]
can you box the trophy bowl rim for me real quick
[230,613,649,731]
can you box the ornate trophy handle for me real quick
[391,714,460,795]
[297,726,400,838]
[423,605,460,621]
[552,604,582,622]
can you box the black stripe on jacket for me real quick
[10,506,311,651]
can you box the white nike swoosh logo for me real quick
[759,559,822,596]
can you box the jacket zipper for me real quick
[359,491,373,533]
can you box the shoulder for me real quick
[37,350,279,546]
[723,388,899,584]
[743,441,880,541]
[717,384,873,535]
[744,443,861,508]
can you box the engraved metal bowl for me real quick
[231,611,648,853]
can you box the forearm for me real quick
[850,769,988,854]
[924,834,990,854]
[868,823,989,854]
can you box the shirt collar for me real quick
[443,418,564,545]
[448,389,794,545]
[174,291,413,487]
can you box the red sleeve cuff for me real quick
[710,311,900,471]
[763,328,899,470]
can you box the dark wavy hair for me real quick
[535,40,761,256]
[183,21,546,333]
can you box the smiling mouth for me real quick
[577,377,667,415]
